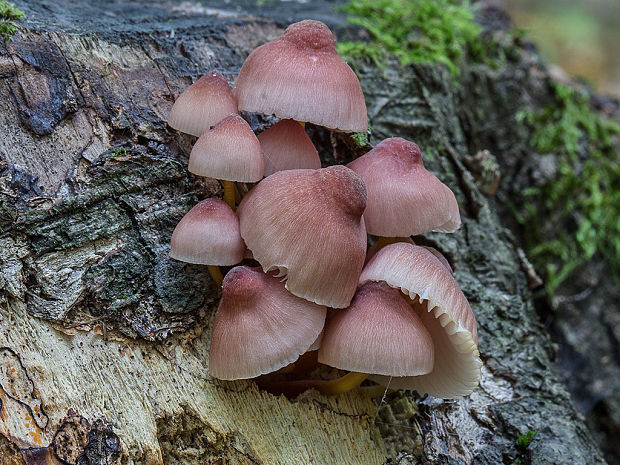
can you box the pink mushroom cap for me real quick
[169,199,245,265]
[209,266,326,380]
[168,70,238,137]
[233,20,367,132]
[360,242,481,398]
[319,281,434,376]
[189,114,264,182]
[420,245,453,274]
[347,138,461,236]
[237,165,367,308]
[258,119,321,176]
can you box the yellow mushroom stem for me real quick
[207,265,223,287]
[260,371,368,397]
[316,371,368,395]
[222,180,236,210]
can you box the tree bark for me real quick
[0,1,608,464]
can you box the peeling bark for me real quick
[0,1,609,464]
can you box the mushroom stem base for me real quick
[319,371,368,395]
[207,265,224,286]
[259,371,368,397]
[222,180,236,209]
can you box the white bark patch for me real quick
[0,300,385,464]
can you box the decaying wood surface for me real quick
[0,1,609,464]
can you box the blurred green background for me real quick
[505,0,620,98]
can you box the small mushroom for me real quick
[169,199,245,285]
[347,138,460,237]
[262,281,435,396]
[319,281,434,376]
[258,119,321,176]
[237,165,367,308]
[170,199,245,265]
[209,266,326,380]
[189,114,265,208]
[168,70,238,137]
[360,242,481,398]
[233,20,367,132]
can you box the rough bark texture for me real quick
[0,1,611,464]
[456,9,620,464]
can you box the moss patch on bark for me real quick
[0,1,24,42]
[336,0,487,76]
[515,82,620,295]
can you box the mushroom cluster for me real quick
[168,20,482,399]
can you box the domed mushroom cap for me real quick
[347,138,461,236]
[319,281,434,376]
[420,245,453,274]
[168,70,238,137]
[258,119,321,176]
[189,114,264,182]
[209,266,327,380]
[360,242,481,398]
[233,20,367,132]
[237,165,367,308]
[169,199,245,265]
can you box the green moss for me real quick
[112,147,128,157]
[515,82,620,295]
[423,146,439,162]
[101,62,113,77]
[516,430,537,448]
[351,130,370,147]
[0,196,17,228]
[511,430,537,465]
[336,0,485,76]
[0,1,24,43]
